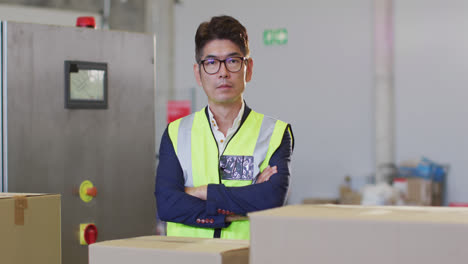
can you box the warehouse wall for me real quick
[0,0,145,32]
[174,0,375,204]
[0,4,101,26]
[395,0,468,204]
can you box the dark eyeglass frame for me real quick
[199,56,247,75]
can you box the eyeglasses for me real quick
[199,57,247,75]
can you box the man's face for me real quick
[194,39,253,106]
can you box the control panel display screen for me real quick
[65,61,108,109]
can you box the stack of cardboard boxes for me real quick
[394,157,447,206]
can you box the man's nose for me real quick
[218,61,230,78]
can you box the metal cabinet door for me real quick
[3,21,156,264]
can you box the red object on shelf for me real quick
[84,224,98,244]
[449,202,468,207]
[393,178,407,183]
[76,16,96,28]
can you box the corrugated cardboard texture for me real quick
[89,236,249,264]
[249,204,468,264]
[0,193,61,264]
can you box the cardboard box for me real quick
[394,177,442,206]
[339,185,362,205]
[432,181,443,206]
[338,176,363,205]
[407,177,432,205]
[249,204,468,264]
[89,236,249,264]
[0,193,61,264]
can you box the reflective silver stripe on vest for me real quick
[252,116,277,183]
[177,113,195,187]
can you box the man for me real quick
[155,15,294,240]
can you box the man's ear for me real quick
[194,63,203,86]
[245,58,254,83]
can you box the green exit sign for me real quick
[263,28,288,46]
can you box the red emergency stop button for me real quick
[80,223,98,245]
[84,224,98,244]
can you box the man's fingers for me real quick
[225,215,248,222]
[185,187,194,195]
[256,168,269,183]
[256,165,277,183]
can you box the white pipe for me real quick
[374,0,395,183]
[145,0,175,157]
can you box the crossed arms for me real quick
[155,126,293,228]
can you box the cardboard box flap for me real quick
[93,236,249,254]
[0,193,51,199]
[249,204,468,224]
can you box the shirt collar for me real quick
[207,101,245,132]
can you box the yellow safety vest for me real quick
[166,107,288,240]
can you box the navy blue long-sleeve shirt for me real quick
[155,109,293,229]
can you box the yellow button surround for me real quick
[80,223,96,245]
[79,180,94,203]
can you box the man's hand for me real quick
[185,185,207,200]
[255,165,277,184]
[222,165,277,222]
[225,215,248,222]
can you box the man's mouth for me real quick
[217,84,232,89]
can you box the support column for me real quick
[145,0,175,155]
[374,0,395,183]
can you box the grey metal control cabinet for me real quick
[1,21,156,264]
